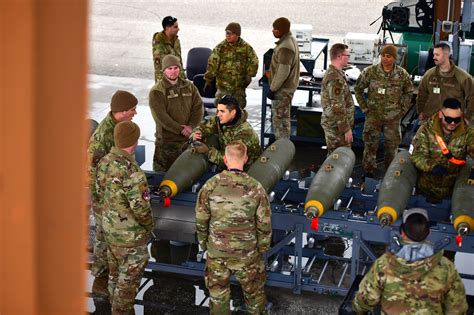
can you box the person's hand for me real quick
[267,90,276,100]
[193,131,202,141]
[431,165,448,176]
[344,129,353,144]
[419,112,427,121]
[180,125,193,137]
[191,141,209,154]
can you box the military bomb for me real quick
[452,160,474,235]
[247,139,295,193]
[377,150,417,226]
[304,147,355,219]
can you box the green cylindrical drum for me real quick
[304,147,355,218]
[452,160,474,233]
[247,139,295,193]
[377,150,417,225]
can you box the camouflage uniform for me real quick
[152,31,185,82]
[321,65,355,154]
[96,147,154,314]
[410,113,474,202]
[192,110,262,171]
[196,170,272,315]
[355,63,414,172]
[204,37,259,108]
[149,77,204,171]
[87,112,117,278]
[353,250,468,314]
[417,60,474,123]
[269,32,300,139]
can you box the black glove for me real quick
[267,89,276,100]
[469,167,474,181]
[431,165,448,176]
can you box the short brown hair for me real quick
[225,141,247,162]
[330,43,348,60]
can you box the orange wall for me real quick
[1,1,88,314]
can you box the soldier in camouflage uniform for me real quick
[87,90,138,296]
[196,141,272,315]
[321,43,355,154]
[417,42,473,124]
[267,17,300,139]
[355,45,414,176]
[203,22,259,109]
[149,55,204,171]
[353,208,468,314]
[96,121,154,314]
[191,95,262,171]
[152,16,185,82]
[410,98,474,203]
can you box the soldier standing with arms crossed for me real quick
[355,44,414,177]
[321,43,355,154]
[87,90,138,297]
[196,141,272,314]
[204,22,259,108]
[96,121,154,314]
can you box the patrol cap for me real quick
[110,90,138,112]
[272,17,291,35]
[225,22,241,36]
[162,55,181,71]
[114,121,140,149]
[402,208,429,223]
[380,44,397,59]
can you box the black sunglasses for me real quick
[442,112,462,124]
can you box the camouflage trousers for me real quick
[215,88,247,109]
[271,90,294,140]
[91,203,108,278]
[108,244,149,314]
[417,172,457,203]
[205,254,267,315]
[153,140,186,172]
[321,122,352,155]
[363,115,401,173]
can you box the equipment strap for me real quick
[435,135,466,165]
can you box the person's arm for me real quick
[354,69,369,113]
[352,259,384,314]
[416,73,430,119]
[124,171,154,232]
[269,47,294,92]
[255,185,272,253]
[187,85,204,127]
[400,69,415,116]
[247,45,259,79]
[410,124,436,172]
[149,89,183,135]
[462,75,474,124]
[195,180,214,250]
[443,262,468,315]
[191,116,218,141]
[327,78,352,133]
[203,45,220,83]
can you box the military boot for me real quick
[92,274,109,297]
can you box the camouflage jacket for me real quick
[149,77,203,143]
[192,110,262,170]
[269,32,300,93]
[410,114,474,199]
[96,147,154,247]
[417,61,474,122]
[353,250,468,315]
[355,63,414,120]
[321,65,355,133]
[195,170,272,260]
[204,37,258,91]
[152,31,185,81]
[87,112,117,205]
